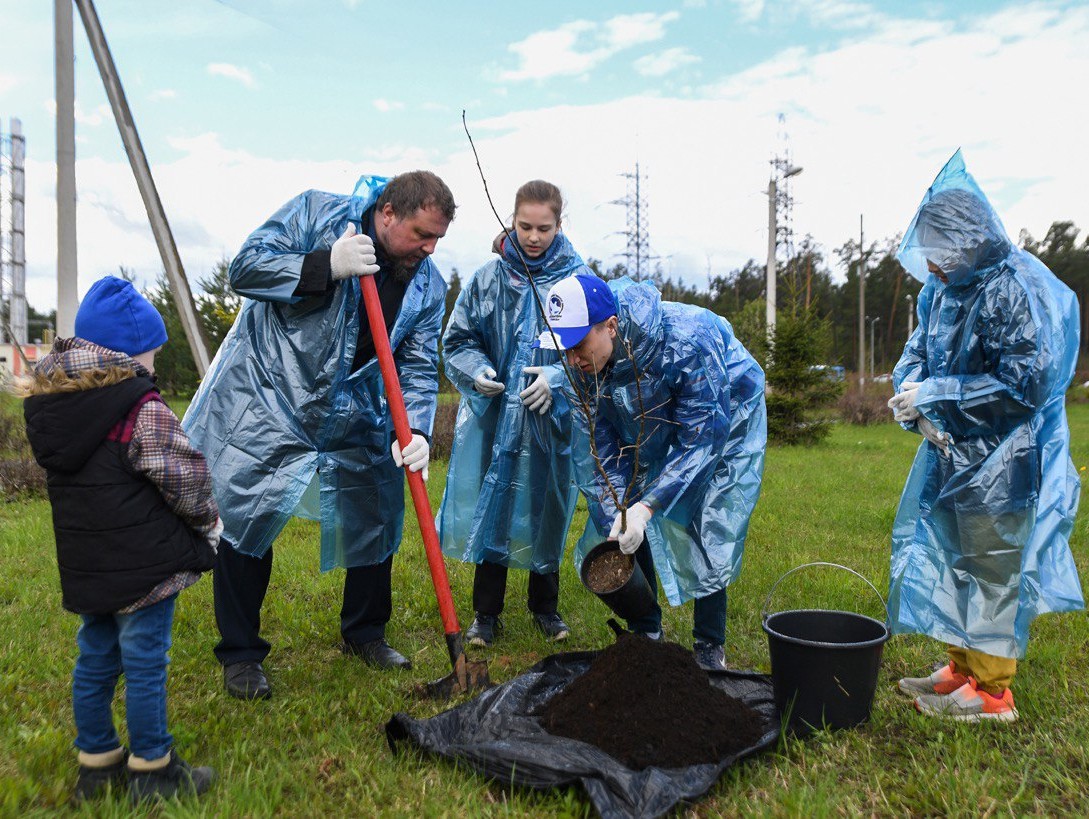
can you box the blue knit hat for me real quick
[75,276,168,356]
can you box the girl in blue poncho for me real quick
[439,180,590,646]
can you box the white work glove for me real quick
[206,516,223,554]
[472,366,505,398]
[392,434,430,482]
[888,380,921,422]
[330,223,379,280]
[917,415,953,455]
[609,502,654,555]
[519,366,553,414]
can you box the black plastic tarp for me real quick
[386,650,780,818]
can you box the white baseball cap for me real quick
[533,274,617,350]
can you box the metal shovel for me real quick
[359,275,490,698]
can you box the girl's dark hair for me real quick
[513,179,563,223]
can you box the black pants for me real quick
[624,539,728,646]
[472,559,559,617]
[213,542,393,666]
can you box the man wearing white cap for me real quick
[536,274,767,670]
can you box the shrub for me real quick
[430,400,458,460]
[838,390,893,426]
[0,412,45,497]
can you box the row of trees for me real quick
[125,219,1089,440]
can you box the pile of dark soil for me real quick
[536,634,765,769]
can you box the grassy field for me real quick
[1,404,1087,817]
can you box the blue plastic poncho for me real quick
[183,177,446,570]
[570,279,767,605]
[438,233,588,571]
[889,151,1084,658]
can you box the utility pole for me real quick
[9,120,26,345]
[55,0,79,338]
[765,176,777,340]
[858,215,865,391]
[74,0,211,375]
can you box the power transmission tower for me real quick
[765,114,802,338]
[611,162,654,281]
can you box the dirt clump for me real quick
[536,633,766,769]
[585,549,633,593]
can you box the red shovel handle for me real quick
[360,275,460,636]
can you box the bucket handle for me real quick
[761,562,889,625]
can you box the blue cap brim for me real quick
[533,324,592,351]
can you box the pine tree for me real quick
[764,286,842,445]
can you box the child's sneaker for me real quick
[897,662,969,697]
[73,748,128,801]
[913,679,1018,723]
[128,750,216,803]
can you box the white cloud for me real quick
[634,47,701,77]
[601,11,680,50]
[0,74,17,95]
[207,63,257,88]
[728,0,765,21]
[148,89,178,102]
[42,100,112,127]
[500,12,681,81]
[373,98,404,112]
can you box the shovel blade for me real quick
[418,657,491,699]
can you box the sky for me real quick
[1,0,1088,316]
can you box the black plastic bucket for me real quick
[580,540,657,621]
[762,563,889,733]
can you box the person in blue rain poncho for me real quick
[183,172,455,699]
[888,151,1083,723]
[535,273,767,671]
[439,180,588,647]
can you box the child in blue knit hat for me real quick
[16,276,220,804]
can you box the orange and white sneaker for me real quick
[897,662,970,697]
[913,679,1018,723]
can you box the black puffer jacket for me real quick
[23,352,216,615]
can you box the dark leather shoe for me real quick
[223,660,272,700]
[342,638,412,670]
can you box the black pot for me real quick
[579,540,657,621]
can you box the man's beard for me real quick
[388,258,419,283]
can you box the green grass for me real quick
[1,406,1088,817]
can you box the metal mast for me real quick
[765,114,802,339]
[611,162,652,281]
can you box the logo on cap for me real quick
[548,293,564,320]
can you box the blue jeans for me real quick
[624,539,728,646]
[72,595,176,760]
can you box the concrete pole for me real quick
[766,178,777,344]
[10,119,27,345]
[55,0,79,338]
[858,215,865,391]
[75,0,211,375]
